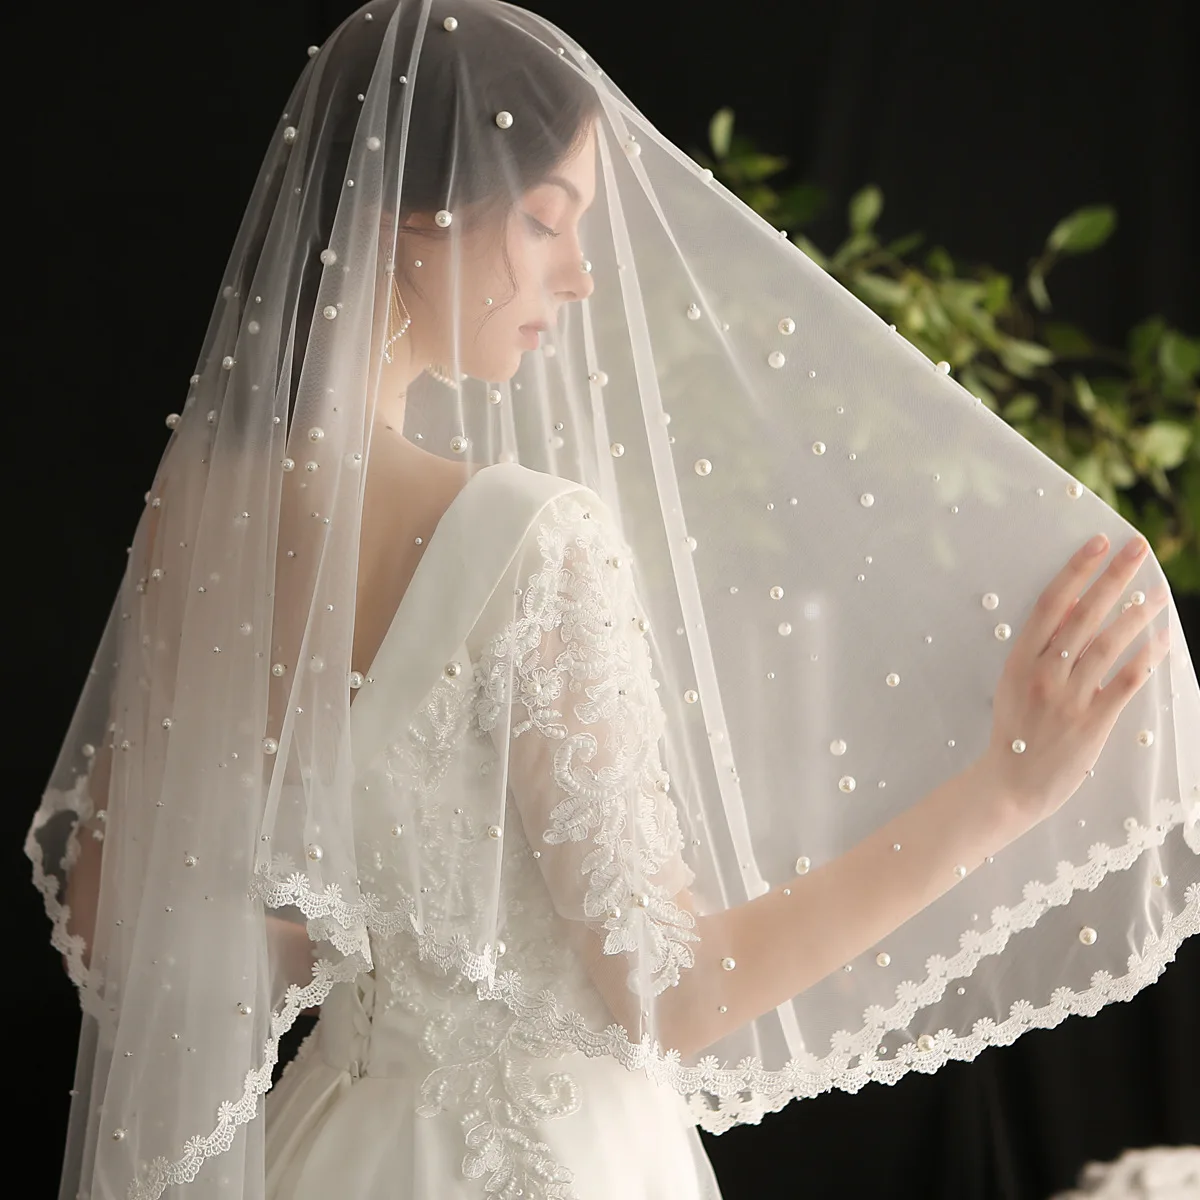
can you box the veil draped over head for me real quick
[27,1,1199,1196]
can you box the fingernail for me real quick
[1123,536,1146,558]
[1085,534,1107,554]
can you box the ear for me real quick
[400,211,439,232]
[378,210,433,266]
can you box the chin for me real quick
[481,351,524,384]
[458,342,525,385]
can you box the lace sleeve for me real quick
[476,489,700,1005]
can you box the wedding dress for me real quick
[263,463,723,1199]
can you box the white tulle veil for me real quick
[26,2,1198,1196]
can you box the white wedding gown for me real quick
[262,463,725,1200]
[264,965,721,1200]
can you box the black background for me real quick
[10,2,1197,1197]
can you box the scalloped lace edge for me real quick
[25,776,94,998]
[125,956,365,1200]
[243,810,1198,1121]
[26,790,1199,1193]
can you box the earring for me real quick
[383,270,411,364]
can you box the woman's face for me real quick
[397,119,598,383]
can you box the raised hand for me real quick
[980,532,1171,828]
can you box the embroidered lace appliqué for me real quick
[409,966,585,1200]
[474,493,700,997]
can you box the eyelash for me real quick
[525,214,560,239]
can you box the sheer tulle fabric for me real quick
[26,1,1198,1196]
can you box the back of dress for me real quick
[263,461,721,1199]
[334,460,696,1029]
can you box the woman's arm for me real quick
[577,531,1166,1058]
[652,757,1018,1058]
[499,497,1166,1061]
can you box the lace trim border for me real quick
[244,810,1198,1135]
[26,786,1198,1194]
[25,775,94,999]
[125,956,364,1200]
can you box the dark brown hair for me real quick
[227,0,600,428]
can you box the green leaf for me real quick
[1159,331,1200,383]
[1072,373,1099,414]
[1104,448,1137,488]
[981,273,1012,314]
[925,246,954,279]
[851,273,910,309]
[1042,322,1093,357]
[777,182,827,227]
[794,236,828,270]
[939,279,989,308]
[886,231,924,258]
[849,185,883,234]
[709,108,734,160]
[974,363,1015,391]
[919,294,954,336]
[1147,465,1172,497]
[937,281,997,344]
[830,231,877,270]
[958,368,995,407]
[735,153,789,183]
[1028,269,1052,312]
[1092,395,1131,435]
[944,305,999,348]
[1002,393,1040,421]
[1178,458,1200,530]
[1091,377,1130,407]
[1072,452,1106,493]
[1137,420,1192,470]
[1047,205,1117,254]
[999,338,1055,377]
[739,183,779,216]
[728,132,759,159]
[1128,315,1168,375]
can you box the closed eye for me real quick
[524,213,560,239]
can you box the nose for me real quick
[558,259,595,304]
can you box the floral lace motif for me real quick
[127,956,363,1200]
[474,492,699,997]
[380,957,585,1200]
[360,900,589,1200]
[24,774,95,996]
[418,1015,583,1200]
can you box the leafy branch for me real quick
[696,108,1200,594]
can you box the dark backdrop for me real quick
[10,2,1197,1198]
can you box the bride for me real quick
[27,2,1198,1197]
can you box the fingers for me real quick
[1019,535,1111,663]
[1035,534,1148,662]
[1071,583,1169,699]
[1092,617,1171,727]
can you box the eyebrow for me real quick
[541,174,583,205]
